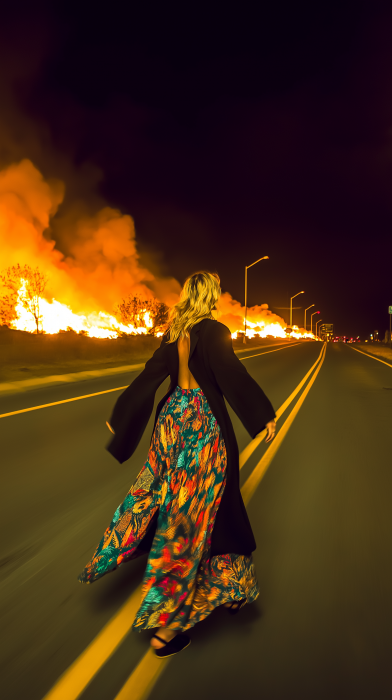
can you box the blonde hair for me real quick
[167,271,221,343]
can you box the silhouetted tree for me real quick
[150,301,169,336]
[116,294,169,336]
[0,293,18,327]
[0,263,48,333]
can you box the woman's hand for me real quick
[265,420,277,443]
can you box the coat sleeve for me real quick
[106,335,170,463]
[207,322,276,438]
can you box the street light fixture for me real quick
[316,319,323,338]
[243,255,269,343]
[304,304,315,331]
[290,291,304,327]
[310,310,320,335]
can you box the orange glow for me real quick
[0,160,316,341]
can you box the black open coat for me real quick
[107,319,276,557]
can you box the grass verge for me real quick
[1,327,298,385]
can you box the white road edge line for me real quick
[348,345,392,368]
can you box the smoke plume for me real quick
[0,159,180,315]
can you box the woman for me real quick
[79,271,276,658]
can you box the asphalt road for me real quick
[1,342,391,700]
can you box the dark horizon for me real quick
[1,2,392,338]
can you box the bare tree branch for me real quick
[0,263,49,333]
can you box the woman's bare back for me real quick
[177,335,200,389]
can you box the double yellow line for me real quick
[241,341,326,504]
[41,342,326,700]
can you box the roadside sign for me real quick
[389,306,392,314]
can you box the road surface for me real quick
[1,342,391,700]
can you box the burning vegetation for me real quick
[0,263,169,338]
[0,159,314,341]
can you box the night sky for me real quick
[1,1,392,337]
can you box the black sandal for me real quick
[225,598,247,615]
[151,633,191,658]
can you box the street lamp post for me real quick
[290,291,305,327]
[304,304,315,331]
[316,319,323,338]
[389,305,392,348]
[243,255,269,343]
[310,310,320,335]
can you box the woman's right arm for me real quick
[106,335,170,463]
[207,322,276,439]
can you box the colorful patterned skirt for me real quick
[79,386,259,631]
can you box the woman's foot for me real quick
[150,631,191,658]
[150,628,177,649]
[224,598,247,614]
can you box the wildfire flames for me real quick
[218,293,315,340]
[0,160,315,341]
[231,322,314,341]
[13,280,155,338]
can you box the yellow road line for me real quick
[241,343,326,506]
[239,344,326,468]
[113,649,169,700]
[236,341,298,354]
[0,386,129,419]
[1,341,303,419]
[239,342,300,360]
[349,345,392,368]
[41,586,143,700]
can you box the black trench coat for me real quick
[107,319,276,557]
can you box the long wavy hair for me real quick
[167,271,221,343]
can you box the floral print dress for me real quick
[79,386,259,631]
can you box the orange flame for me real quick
[13,279,155,337]
[218,292,314,340]
[0,159,314,341]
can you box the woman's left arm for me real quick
[207,322,276,439]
